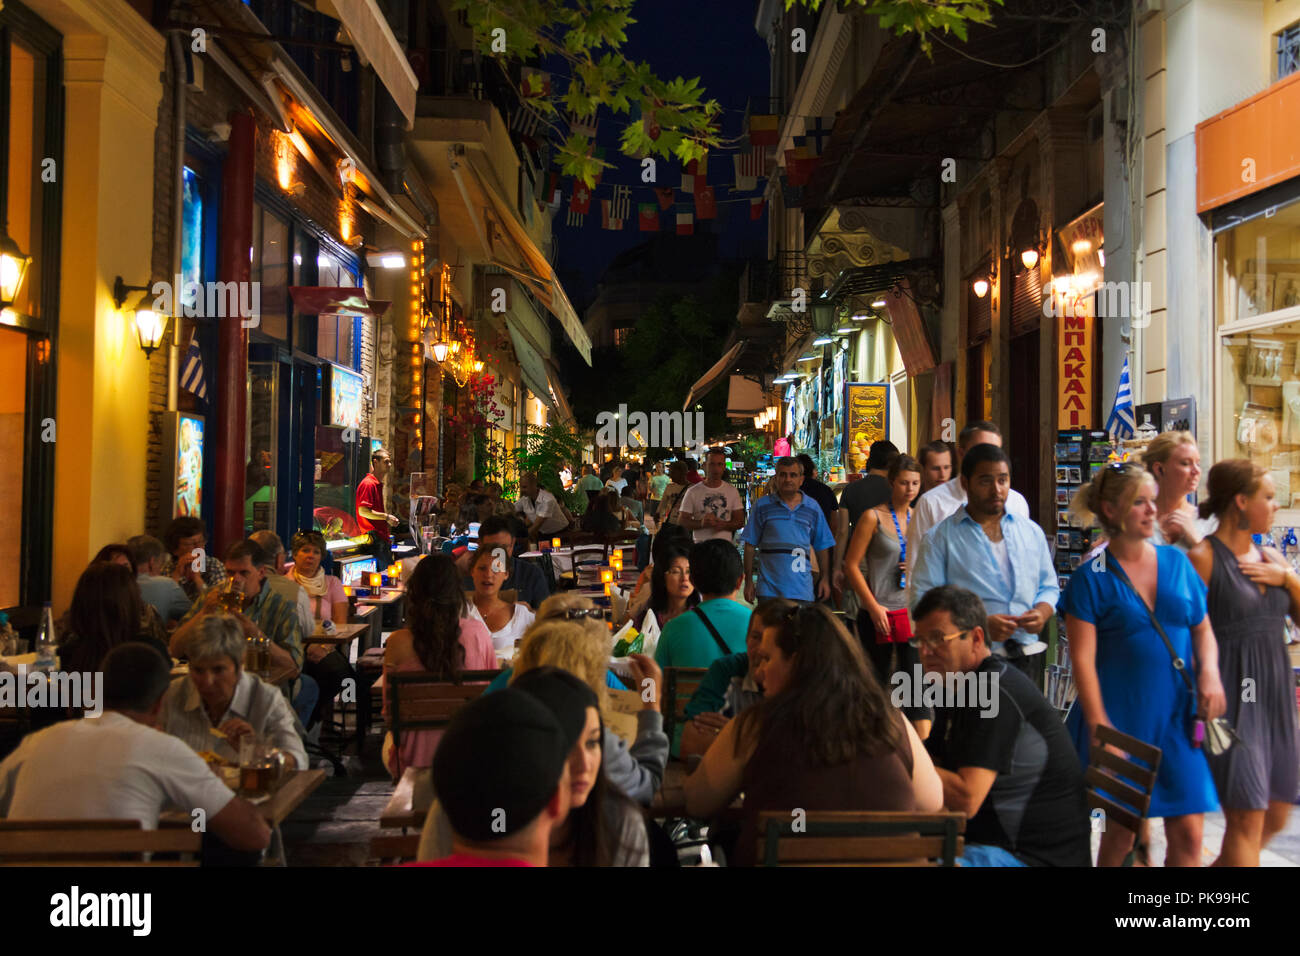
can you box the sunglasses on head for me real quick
[560,607,611,621]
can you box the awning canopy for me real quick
[450,152,593,365]
[507,322,557,416]
[289,287,391,317]
[682,341,744,411]
[311,0,418,128]
[726,375,766,418]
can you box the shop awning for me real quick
[726,375,766,418]
[449,152,593,364]
[507,322,558,416]
[309,0,418,128]
[682,341,744,411]
[289,287,392,317]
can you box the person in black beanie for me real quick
[412,688,579,867]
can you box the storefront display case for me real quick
[1214,196,1300,523]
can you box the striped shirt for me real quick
[738,493,836,601]
[181,580,304,672]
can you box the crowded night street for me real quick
[0,0,1294,936]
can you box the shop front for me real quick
[0,1,61,611]
[1198,70,1300,529]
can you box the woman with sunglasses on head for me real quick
[1187,461,1300,866]
[683,603,943,866]
[1061,462,1224,866]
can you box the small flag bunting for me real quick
[638,203,659,231]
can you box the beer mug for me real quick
[238,738,287,796]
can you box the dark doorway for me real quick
[1008,330,1040,522]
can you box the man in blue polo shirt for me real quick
[739,457,836,602]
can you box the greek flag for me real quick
[180,334,207,402]
[1105,354,1134,441]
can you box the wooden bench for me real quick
[0,819,203,866]
[755,810,967,867]
[369,832,420,865]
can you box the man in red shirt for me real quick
[356,448,399,566]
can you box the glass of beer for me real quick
[238,738,286,796]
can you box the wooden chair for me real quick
[369,832,420,865]
[0,819,203,865]
[662,666,709,746]
[387,670,500,750]
[755,811,967,867]
[1085,725,1162,836]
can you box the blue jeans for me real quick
[293,674,320,728]
[958,844,1027,867]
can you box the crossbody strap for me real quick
[1103,550,1197,697]
[692,606,732,656]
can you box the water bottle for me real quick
[34,601,58,672]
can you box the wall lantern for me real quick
[972,277,990,298]
[114,275,169,358]
[0,225,32,309]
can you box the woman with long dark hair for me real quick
[631,544,699,632]
[684,602,942,866]
[1188,461,1300,866]
[417,665,648,865]
[381,553,499,778]
[58,562,171,675]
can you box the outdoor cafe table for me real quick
[161,768,326,864]
[303,621,368,648]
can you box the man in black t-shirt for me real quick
[839,440,899,529]
[913,585,1091,867]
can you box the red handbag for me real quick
[875,608,912,644]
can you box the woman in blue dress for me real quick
[1061,462,1226,866]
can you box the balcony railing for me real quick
[738,251,811,319]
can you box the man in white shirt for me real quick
[907,421,1031,598]
[0,643,270,854]
[516,472,570,540]
[678,448,746,543]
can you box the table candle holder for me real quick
[600,569,615,584]
[552,537,562,549]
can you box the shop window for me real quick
[1215,196,1300,517]
[246,363,278,533]
[6,37,46,319]
[1277,22,1300,81]
[252,205,289,340]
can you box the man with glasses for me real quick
[910,444,1058,686]
[912,585,1090,867]
[739,456,835,603]
[655,540,750,669]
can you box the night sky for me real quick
[550,0,771,308]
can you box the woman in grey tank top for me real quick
[1188,461,1300,866]
[844,455,929,729]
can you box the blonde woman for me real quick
[516,594,668,805]
[1060,462,1224,866]
[1142,431,1214,549]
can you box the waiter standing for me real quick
[356,447,400,567]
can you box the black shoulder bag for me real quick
[1104,552,1240,756]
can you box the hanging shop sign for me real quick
[844,382,890,472]
[1057,304,1095,429]
[1057,202,1104,277]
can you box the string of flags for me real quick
[514,104,830,230]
